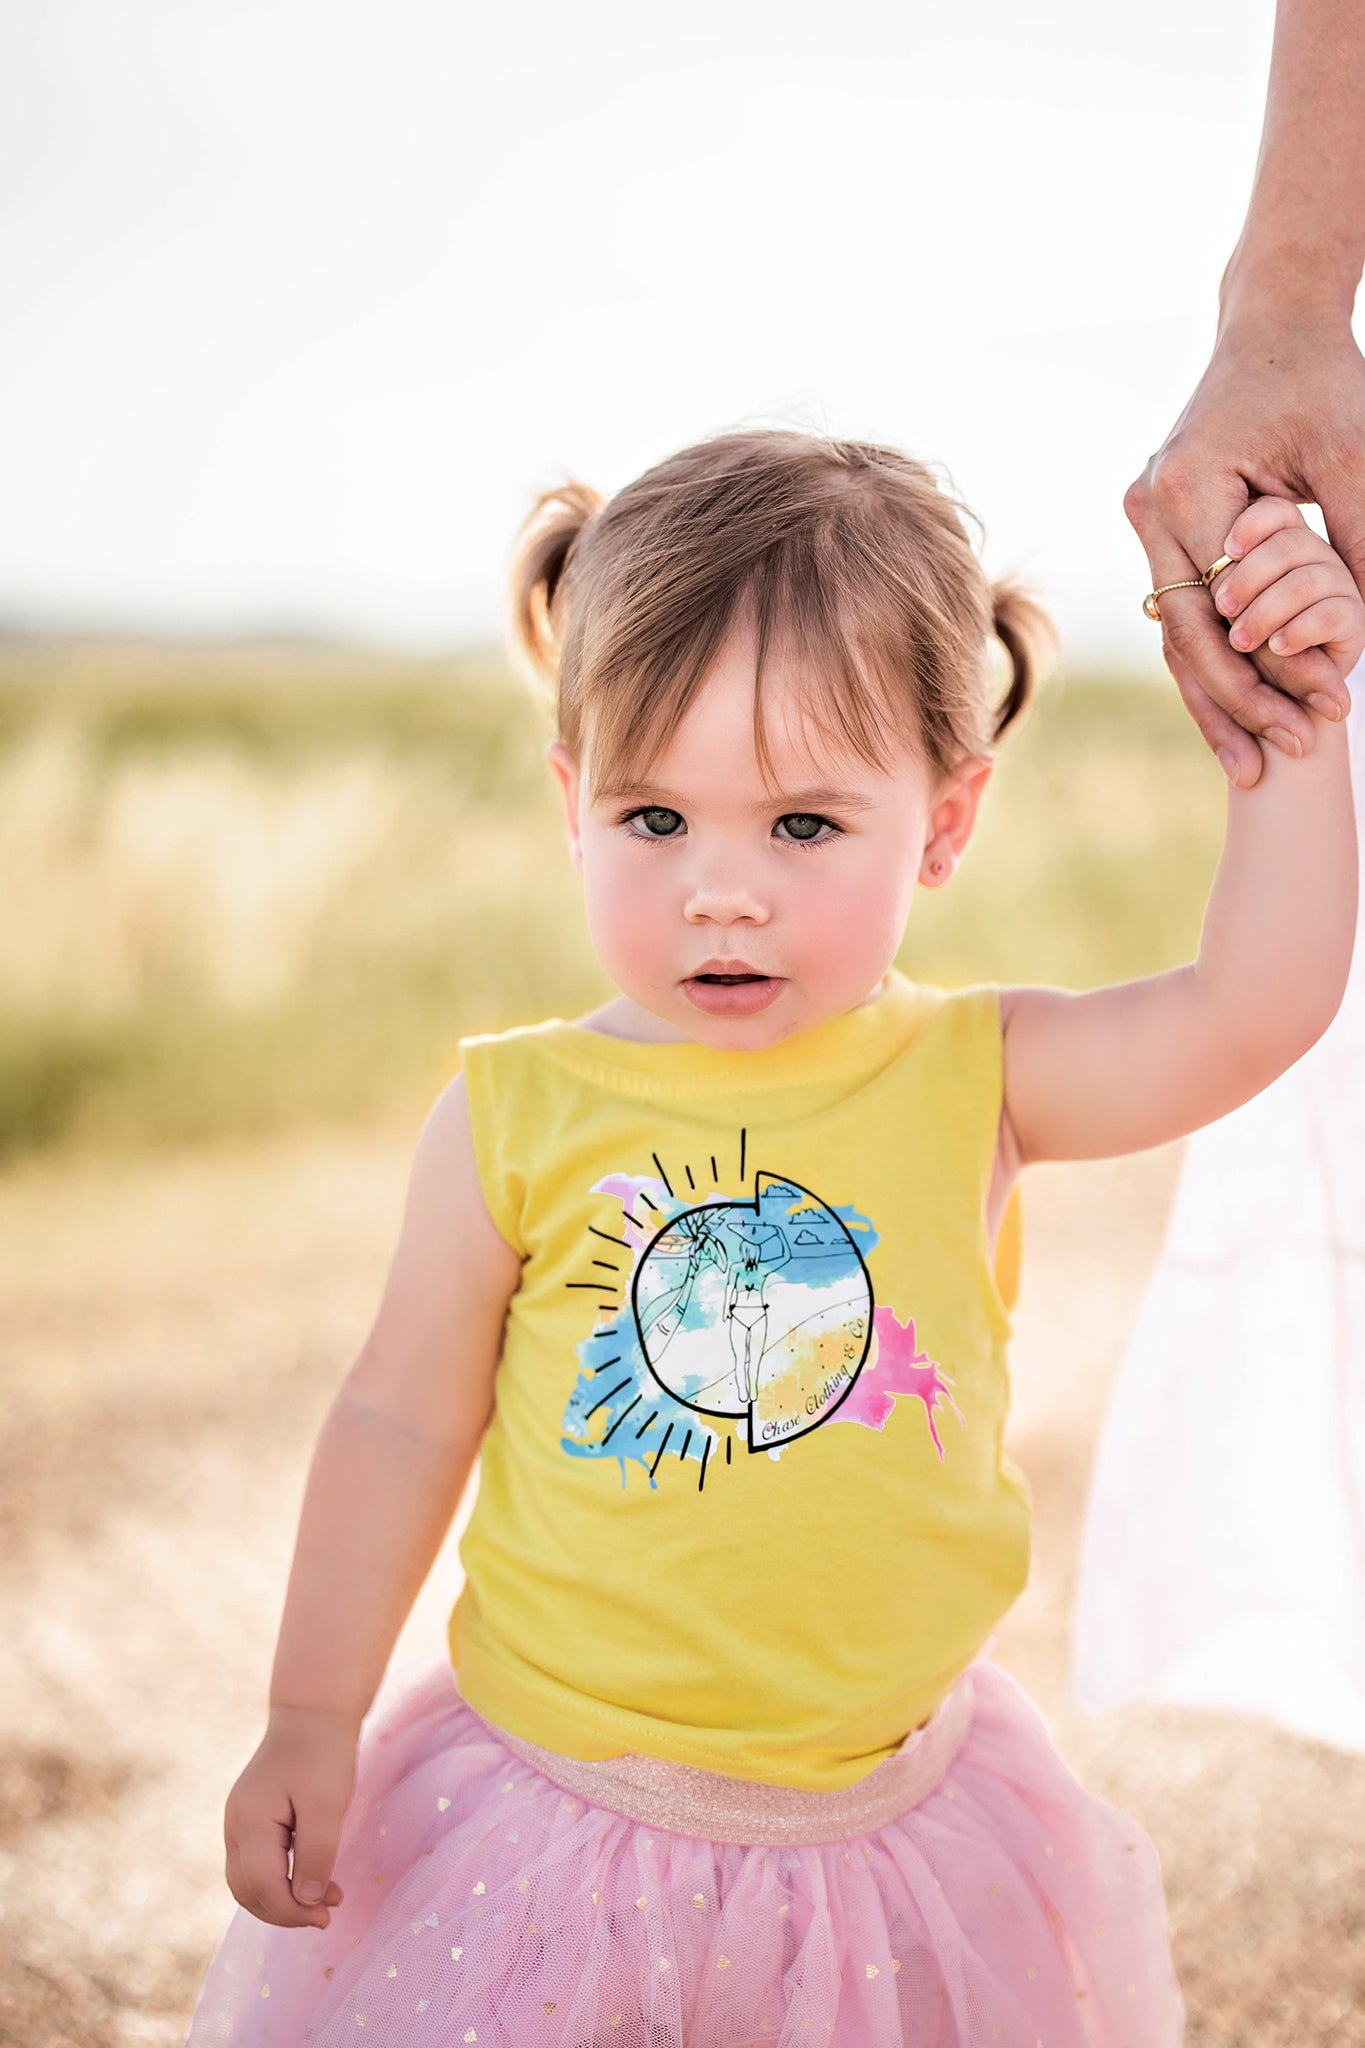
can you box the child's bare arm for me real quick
[1002,497,1360,1165]
[223,1074,521,1928]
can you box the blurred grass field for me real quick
[0,638,1224,1160]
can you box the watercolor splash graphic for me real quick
[837,1306,966,1460]
[562,1170,963,1485]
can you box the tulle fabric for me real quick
[1074,672,1365,1751]
[185,1656,1181,2047]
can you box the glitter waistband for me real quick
[485,1672,975,1846]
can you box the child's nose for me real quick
[682,873,771,926]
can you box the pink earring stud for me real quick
[929,859,945,877]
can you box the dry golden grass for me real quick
[1,1130,1362,2046]
[1,729,413,1010]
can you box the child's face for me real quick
[548,627,991,1047]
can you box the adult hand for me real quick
[1124,319,1365,785]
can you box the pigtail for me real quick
[507,479,606,694]
[989,578,1057,742]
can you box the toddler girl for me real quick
[185,429,1359,2047]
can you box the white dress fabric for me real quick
[1073,664,1365,1751]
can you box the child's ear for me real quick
[919,757,993,888]
[546,741,584,872]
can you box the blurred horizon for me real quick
[0,616,1182,679]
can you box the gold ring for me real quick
[1142,579,1204,622]
[1201,553,1235,586]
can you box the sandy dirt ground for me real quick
[2,1128,1363,2047]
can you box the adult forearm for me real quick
[269,1398,477,1725]
[1220,0,1365,330]
[1125,0,1365,779]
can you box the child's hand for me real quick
[223,1706,360,1929]
[1213,496,1365,688]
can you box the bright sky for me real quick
[2,0,1287,661]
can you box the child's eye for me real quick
[624,806,686,840]
[774,812,839,846]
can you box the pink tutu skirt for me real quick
[185,1657,1182,2047]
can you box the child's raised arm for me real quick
[222,1076,521,1929]
[1001,497,1360,1165]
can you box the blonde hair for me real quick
[508,428,1053,794]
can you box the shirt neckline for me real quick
[531,968,931,1086]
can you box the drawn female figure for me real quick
[723,1215,791,1402]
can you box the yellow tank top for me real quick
[450,969,1030,1791]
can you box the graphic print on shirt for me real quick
[635,1172,872,1444]
[561,1132,966,1490]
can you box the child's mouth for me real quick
[683,972,784,1018]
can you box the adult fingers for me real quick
[1125,465,1264,784]
[1143,461,1320,751]
[1126,473,1271,780]
[1127,458,1322,758]
[1159,633,1268,786]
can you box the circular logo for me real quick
[631,1173,873,1450]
